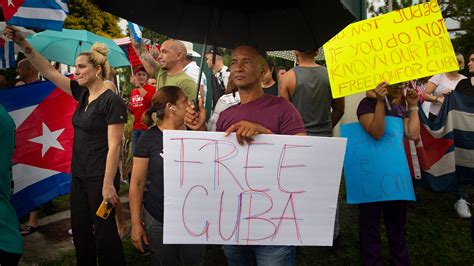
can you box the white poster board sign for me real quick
[163,130,346,246]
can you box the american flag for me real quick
[408,80,426,103]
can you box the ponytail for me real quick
[141,86,184,126]
[141,107,155,127]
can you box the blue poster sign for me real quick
[341,117,415,204]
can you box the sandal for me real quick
[20,225,38,236]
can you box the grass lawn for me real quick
[37,184,474,265]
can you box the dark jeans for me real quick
[70,176,125,266]
[359,201,410,266]
[142,207,205,266]
[0,249,21,266]
[223,245,296,266]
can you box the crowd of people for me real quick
[0,22,473,266]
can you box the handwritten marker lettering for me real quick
[163,131,347,246]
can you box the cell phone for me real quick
[96,201,113,219]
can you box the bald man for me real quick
[16,59,39,86]
[131,36,197,100]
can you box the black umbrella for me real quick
[93,1,355,51]
[93,1,355,107]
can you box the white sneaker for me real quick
[454,199,471,218]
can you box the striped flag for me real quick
[128,21,143,45]
[0,81,76,217]
[0,37,16,68]
[408,80,426,103]
[408,91,474,192]
[2,0,68,31]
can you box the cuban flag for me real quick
[128,21,143,45]
[0,37,16,68]
[0,81,76,218]
[1,0,69,31]
[409,91,474,192]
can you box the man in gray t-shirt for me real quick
[280,49,345,136]
[280,49,345,241]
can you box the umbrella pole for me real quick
[194,8,214,112]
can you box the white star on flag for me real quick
[8,0,15,7]
[29,122,65,157]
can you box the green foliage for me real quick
[64,0,123,38]
[117,67,132,100]
[124,24,168,45]
[443,0,474,56]
[141,28,169,45]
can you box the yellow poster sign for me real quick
[323,0,458,99]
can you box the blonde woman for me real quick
[5,26,127,265]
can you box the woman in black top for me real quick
[129,86,205,266]
[5,26,126,265]
[456,51,474,96]
[262,57,279,96]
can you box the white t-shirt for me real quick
[428,73,466,115]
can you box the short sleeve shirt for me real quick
[155,68,197,100]
[357,97,407,119]
[428,73,466,115]
[129,84,156,130]
[70,80,127,179]
[216,94,306,135]
[133,126,165,222]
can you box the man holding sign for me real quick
[280,48,345,241]
[186,44,307,265]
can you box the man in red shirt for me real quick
[129,65,156,151]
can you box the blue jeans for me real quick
[131,129,145,154]
[223,245,295,266]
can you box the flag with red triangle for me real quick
[0,80,76,217]
[413,91,474,192]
